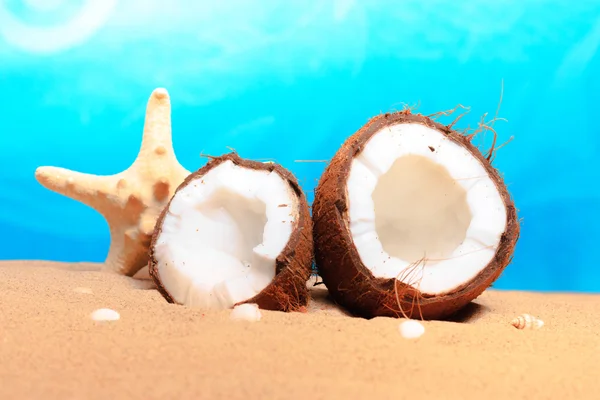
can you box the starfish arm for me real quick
[129,87,191,181]
[35,166,121,214]
[178,164,192,178]
[134,88,175,164]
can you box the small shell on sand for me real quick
[73,287,93,294]
[230,303,262,322]
[511,313,544,330]
[90,308,120,322]
[399,320,425,339]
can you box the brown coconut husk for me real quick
[312,110,520,321]
[148,152,313,312]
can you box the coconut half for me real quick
[312,111,519,320]
[149,153,313,312]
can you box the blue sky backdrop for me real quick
[1,0,599,292]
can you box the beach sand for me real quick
[1,260,599,399]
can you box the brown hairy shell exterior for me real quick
[312,111,520,320]
[148,152,313,312]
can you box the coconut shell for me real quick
[148,152,313,312]
[312,111,520,320]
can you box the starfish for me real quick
[35,88,191,276]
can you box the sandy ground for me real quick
[1,260,599,399]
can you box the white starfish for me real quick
[35,88,190,276]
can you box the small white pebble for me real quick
[399,320,425,339]
[90,308,120,322]
[230,303,262,322]
[74,287,93,294]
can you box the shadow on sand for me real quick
[446,302,489,323]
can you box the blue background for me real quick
[1,0,599,292]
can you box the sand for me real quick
[1,260,599,399]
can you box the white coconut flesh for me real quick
[346,122,507,296]
[153,160,298,310]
